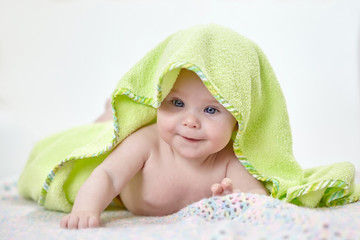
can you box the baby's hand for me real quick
[211,178,240,197]
[60,211,101,229]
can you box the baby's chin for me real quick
[173,147,219,161]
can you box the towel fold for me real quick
[18,24,359,212]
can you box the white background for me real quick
[1,0,359,179]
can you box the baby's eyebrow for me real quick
[166,89,180,96]
[206,99,220,104]
[205,97,221,104]
[166,90,221,105]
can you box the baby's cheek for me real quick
[220,127,234,144]
[208,131,230,148]
[157,117,176,141]
[158,117,175,133]
[157,110,176,125]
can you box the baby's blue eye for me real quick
[204,107,218,114]
[172,99,184,107]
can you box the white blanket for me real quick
[1,174,360,239]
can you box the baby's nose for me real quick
[182,114,200,129]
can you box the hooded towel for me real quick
[18,24,360,212]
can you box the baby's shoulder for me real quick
[112,124,159,161]
[123,123,159,148]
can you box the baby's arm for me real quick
[60,129,149,229]
[60,165,120,228]
[211,158,269,196]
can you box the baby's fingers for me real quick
[60,214,70,228]
[221,178,233,195]
[211,183,223,196]
[78,215,90,229]
[88,216,101,228]
[67,215,80,229]
[60,212,100,229]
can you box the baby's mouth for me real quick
[182,136,201,142]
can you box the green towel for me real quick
[18,24,359,212]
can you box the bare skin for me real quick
[60,70,268,229]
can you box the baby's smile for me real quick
[181,136,202,142]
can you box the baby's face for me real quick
[157,69,237,160]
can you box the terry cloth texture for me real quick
[18,24,360,212]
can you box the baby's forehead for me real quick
[167,69,220,101]
[171,70,207,90]
[167,88,223,108]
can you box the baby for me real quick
[60,69,268,229]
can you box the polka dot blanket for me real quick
[1,174,360,240]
